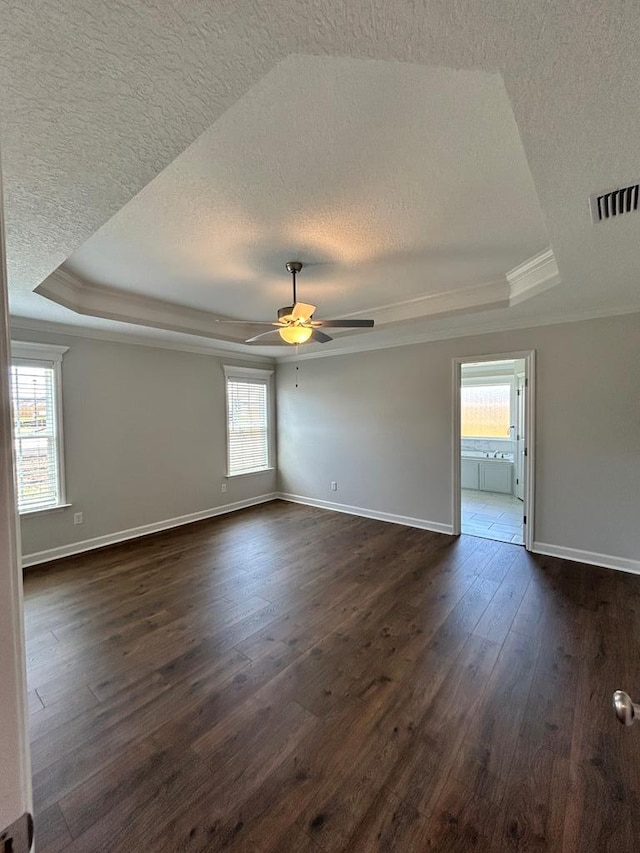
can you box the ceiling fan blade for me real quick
[245,329,287,344]
[310,329,333,343]
[292,302,316,321]
[314,319,375,328]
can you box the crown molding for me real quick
[28,247,563,359]
[9,316,275,364]
[349,246,560,322]
[335,276,510,322]
[36,266,513,333]
[33,249,558,350]
[275,303,640,363]
[35,269,251,345]
[15,292,640,367]
[507,248,560,306]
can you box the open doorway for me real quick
[452,351,535,549]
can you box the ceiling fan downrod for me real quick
[285,261,302,304]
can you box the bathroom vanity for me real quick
[461,454,514,494]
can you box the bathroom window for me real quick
[461,384,511,438]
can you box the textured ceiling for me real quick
[2,1,640,355]
[59,58,548,321]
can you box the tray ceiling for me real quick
[3,1,640,356]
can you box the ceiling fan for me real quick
[221,262,374,346]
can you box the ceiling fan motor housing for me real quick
[277,305,296,320]
[244,260,373,344]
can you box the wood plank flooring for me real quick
[23,500,640,852]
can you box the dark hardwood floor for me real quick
[24,500,640,852]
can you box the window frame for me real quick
[223,365,275,478]
[10,341,69,515]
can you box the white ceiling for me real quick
[3,1,640,357]
[58,59,548,320]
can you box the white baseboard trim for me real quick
[278,492,454,535]
[22,495,636,576]
[22,493,279,568]
[532,541,640,576]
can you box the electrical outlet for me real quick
[221,483,227,493]
[330,481,338,491]
[73,512,83,525]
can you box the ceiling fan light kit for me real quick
[278,324,313,344]
[244,261,375,346]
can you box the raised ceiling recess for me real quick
[34,56,556,349]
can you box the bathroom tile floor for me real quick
[461,488,524,544]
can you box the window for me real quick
[461,384,511,438]
[10,342,68,513]
[224,366,274,476]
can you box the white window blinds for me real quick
[10,343,67,512]
[224,367,272,476]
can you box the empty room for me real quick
[1,3,640,852]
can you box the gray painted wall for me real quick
[277,313,640,563]
[13,331,276,559]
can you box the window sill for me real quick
[226,468,276,480]
[20,502,72,517]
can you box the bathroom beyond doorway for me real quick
[453,353,534,547]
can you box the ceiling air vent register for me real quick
[590,182,640,223]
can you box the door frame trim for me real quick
[0,138,32,826]
[452,349,536,550]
